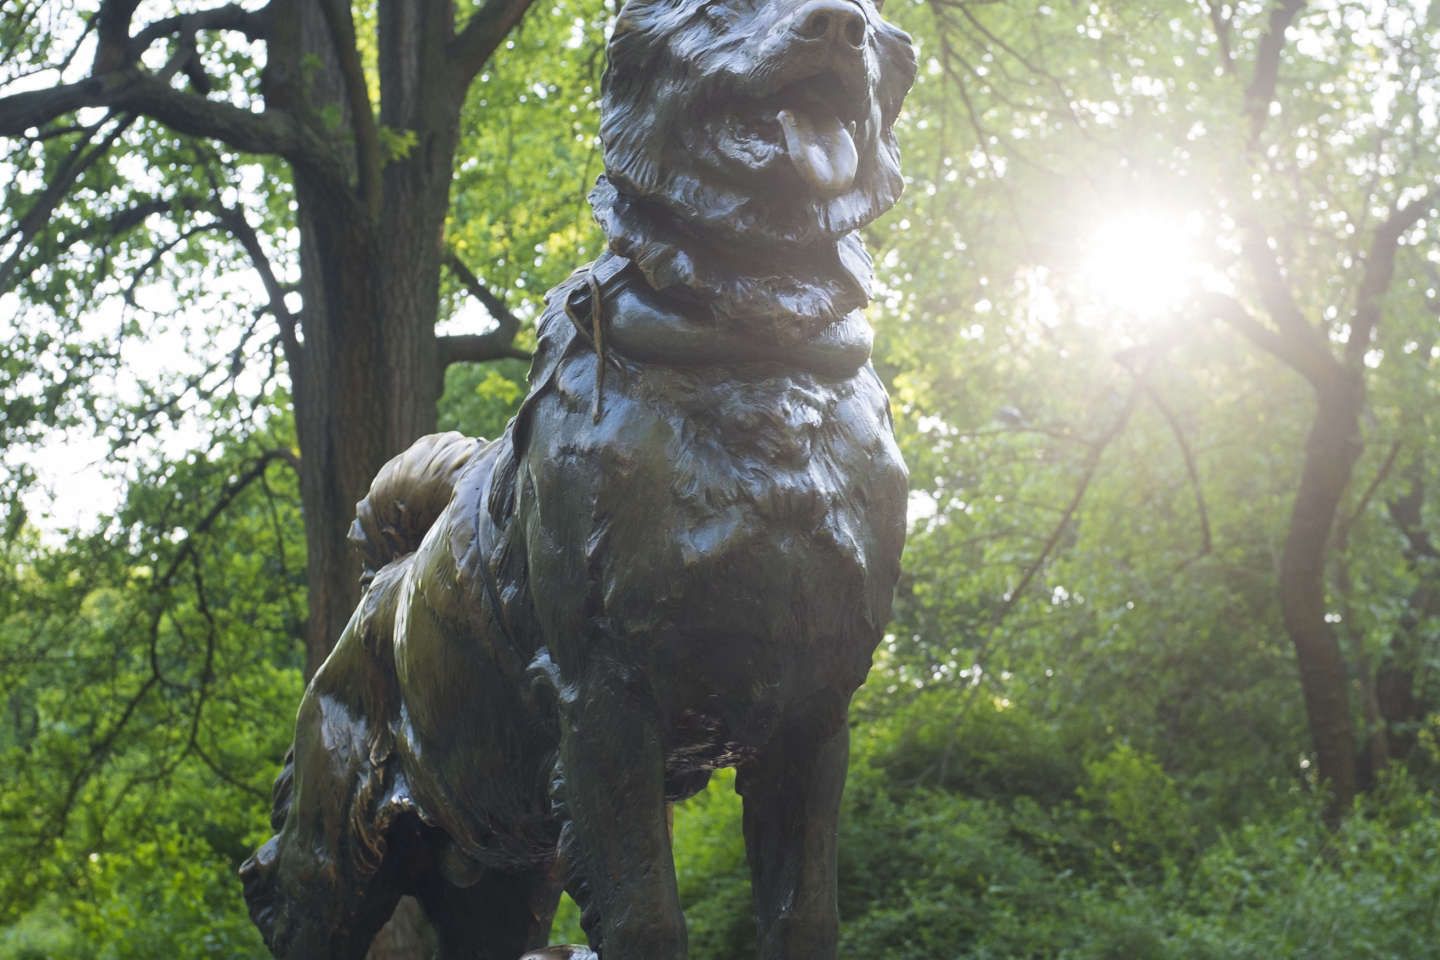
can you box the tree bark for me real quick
[288,182,447,677]
[1278,374,1363,823]
[264,0,460,677]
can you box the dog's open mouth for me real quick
[720,70,868,196]
[772,72,864,195]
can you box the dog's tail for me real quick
[349,431,482,585]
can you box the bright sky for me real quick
[3,266,274,538]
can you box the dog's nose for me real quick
[793,0,867,49]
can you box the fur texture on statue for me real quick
[240,1,915,957]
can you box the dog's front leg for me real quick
[556,668,688,960]
[736,708,851,960]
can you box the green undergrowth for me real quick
[663,693,1440,960]
[4,687,1437,958]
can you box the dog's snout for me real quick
[793,0,867,49]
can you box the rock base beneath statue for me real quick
[519,946,598,960]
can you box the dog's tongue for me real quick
[777,108,858,196]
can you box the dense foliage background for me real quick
[2,0,1437,956]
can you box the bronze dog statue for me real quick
[241,0,914,956]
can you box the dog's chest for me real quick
[528,340,907,653]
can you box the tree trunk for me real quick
[1279,373,1363,823]
[266,0,460,678]
[271,3,463,955]
[289,184,445,676]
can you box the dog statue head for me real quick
[591,0,917,327]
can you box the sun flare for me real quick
[1077,210,1201,318]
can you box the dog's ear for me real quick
[612,0,693,40]
[873,17,916,126]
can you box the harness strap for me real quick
[562,252,631,423]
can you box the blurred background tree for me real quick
[2,0,1438,957]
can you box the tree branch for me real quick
[0,71,341,182]
[938,384,1141,744]
[1346,186,1438,368]
[1335,439,1402,552]
[1238,222,1310,338]
[1387,456,1438,562]
[440,250,529,365]
[0,193,183,291]
[1233,223,1341,384]
[121,225,211,305]
[1244,0,1304,146]
[438,333,531,366]
[0,113,135,290]
[213,204,302,365]
[93,0,143,73]
[37,445,299,852]
[1198,290,1335,386]
[153,449,301,597]
[129,3,271,55]
[1140,375,1212,561]
[449,0,538,88]
[1205,0,1236,76]
[318,0,382,217]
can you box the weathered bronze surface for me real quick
[240,0,915,956]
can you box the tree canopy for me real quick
[2,0,1438,957]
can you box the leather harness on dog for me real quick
[563,251,634,423]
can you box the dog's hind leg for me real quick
[735,696,852,960]
[239,701,410,959]
[241,585,413,959]
[553,670,688,960]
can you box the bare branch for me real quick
[449,0,538,88]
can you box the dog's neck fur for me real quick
[589,176,874,333]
